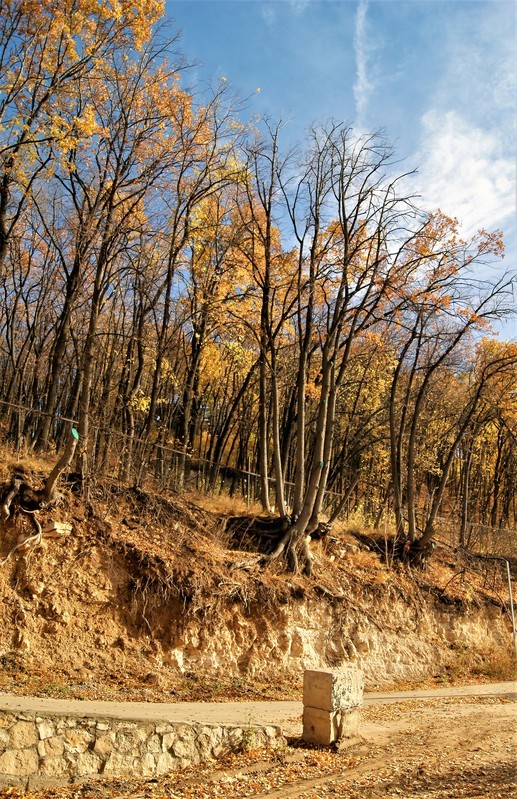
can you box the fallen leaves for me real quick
[0,695,515,798]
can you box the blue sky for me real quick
[165,0,515,333]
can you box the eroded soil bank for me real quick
[0,481,513,702]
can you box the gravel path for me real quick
[0,681,514,735]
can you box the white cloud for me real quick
[353,0,374,130]
[260,4,277,27]
[289,0,309,14]
[415,109,515,236]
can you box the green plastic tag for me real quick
[71,428,79,440]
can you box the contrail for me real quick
[353,0,372,130]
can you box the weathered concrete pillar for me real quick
[302,667,364,746]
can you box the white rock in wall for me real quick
[103,751,137,774]
[39,755,70,778]
[37,721,55,740]
[156,751,180,776]
[114,726,148,753]
[135,752,156,777]
[63,728,94,754]
[38,736,64,758]
[93,732,116,757]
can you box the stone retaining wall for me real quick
[0,710,283,790]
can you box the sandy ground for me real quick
[1,683,515,798]
[151,693,517,799]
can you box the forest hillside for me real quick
[0,442,515,703]
[0,1,515,698]
[0,2,515,578]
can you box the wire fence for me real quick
[0,398,346,511]
[0,398,515,559]
[433,516,517,560]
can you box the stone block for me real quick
[263,725,283,742]
[302,707,362,746]
[96,722,110,732]
[114,726,148,753]
[39,755,69,778]
[38,721,55,740]
[75,750,103,777]
[196,732,213,760]
[302,707,339,745]
[56,719,76,733]
[93,731,116,757]
[134,752,156,777]
[303,667,364,712]
[172,725,196,753]
[156,724,174,734]
[162,731,176,752]
[38,736,65,758]
[156,751,179,776]
[212,741,231,758]
[172,738,195,759]
[147,733,161,755]
[338,708,361,739]
[0,747,39,776]
[103,751,136,774]
[63,728,94,754]
[9,721,38,749]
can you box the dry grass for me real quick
[433,644,517,684]
[188,488,264,518]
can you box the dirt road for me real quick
[1,683,515,798]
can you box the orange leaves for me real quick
[73,105,102,139]
[8,0,164,54]
[472,227,505,259]
[118,0,165,48]
[0,0,167,211]
[419,210,463,252]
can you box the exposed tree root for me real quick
[224,514,290,553]
[267,527,314,576]
[0,435,77,563]
[224,514,331,576]
[0,509,42,566]
[353,531,434,568]
[0,474,48,518]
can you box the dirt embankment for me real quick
[0,451,515,798]
[0,458,514,704]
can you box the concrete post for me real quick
[302,667,364,746]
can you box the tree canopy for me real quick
[0,2,515,571]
